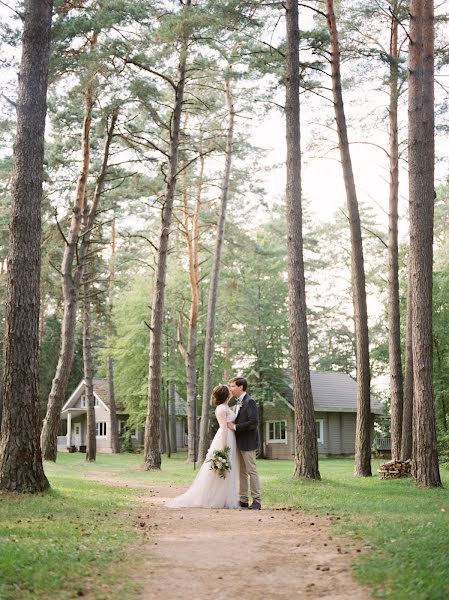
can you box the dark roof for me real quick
[92,378,187,416]
[281,371,384,414]
[92,378,126,412]
[174,390,187,416]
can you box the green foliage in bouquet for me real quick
[208,447,231,479]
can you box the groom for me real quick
[227,376,261,510]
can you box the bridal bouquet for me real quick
[208,447,231,479]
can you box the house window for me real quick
[316,420,324,444]
[96,422,107,437]
[267,420,287,443]
[119,420,137,439]
[81,394,99,407]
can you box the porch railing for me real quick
[373,436,391,450]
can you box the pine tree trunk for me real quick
[408,0,441,487]
[144,6,191,470]
[108,358,119,453]
[388,12,404,462]
[325,0,372,477]
[285,0,320,480]
[108,219,119,453]
[40,103,118,461]
[40,84,94,461]
[0,0,52,492]
[160,386,167,454]
[169,378,177,453]
[164,383,171,457]
[401,279,413,460]
[198,69,235,464]
[83,253,96,462]
[179,155,203,463]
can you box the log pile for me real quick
[377,459,411,480]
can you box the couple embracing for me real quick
[167,376,261,510]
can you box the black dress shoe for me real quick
[239,501,249,508]
[248,501,261,510]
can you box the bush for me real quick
[120,431,134,453]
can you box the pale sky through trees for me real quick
[1,3,448,235]
[1,1,448,354]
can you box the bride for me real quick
[166,384,239,509]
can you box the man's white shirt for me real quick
[235,393,245,416]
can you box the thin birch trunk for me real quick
[198,67,235,464]
[285,0,320,480]
[325,0,372,476]
[144,3,191,470]
[408,0,441,487]
[388,7,404,462]
[0,0,52,492]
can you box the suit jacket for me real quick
[234,393,259,452]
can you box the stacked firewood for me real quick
[377,459,412,480]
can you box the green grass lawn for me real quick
[1,453,448,599]
[0,457,143,600]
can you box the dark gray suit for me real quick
[234,393,261,504]
[234,393,260,451]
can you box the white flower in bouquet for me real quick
[207,447,231,479]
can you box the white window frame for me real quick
[95,422,107,437]
[80,395,86,408]
[266,420,287,444]
[316,419,324,444]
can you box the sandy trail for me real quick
[86,473,372,600]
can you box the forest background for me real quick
[1,0,449,466]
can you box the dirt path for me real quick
[87,474,372,600]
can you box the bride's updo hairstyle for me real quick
[212,384,229,406]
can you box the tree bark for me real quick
[325,0,372,477]
[388,7,404,462]
[40,82,94,461]
[408,0,441,487]
[178,154,204,463]
[0,0,53,492]
[160,383,167,454]
[144,3,191,470]
[108,218,119,453]
[198,65,235,464]
[169,378,177,453]
[83,251,96,462]
[40,102,118,461]
[164,382,171,457]
[285,0,320,480]
[401,278,413,460]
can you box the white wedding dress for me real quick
[167,404,239,509]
